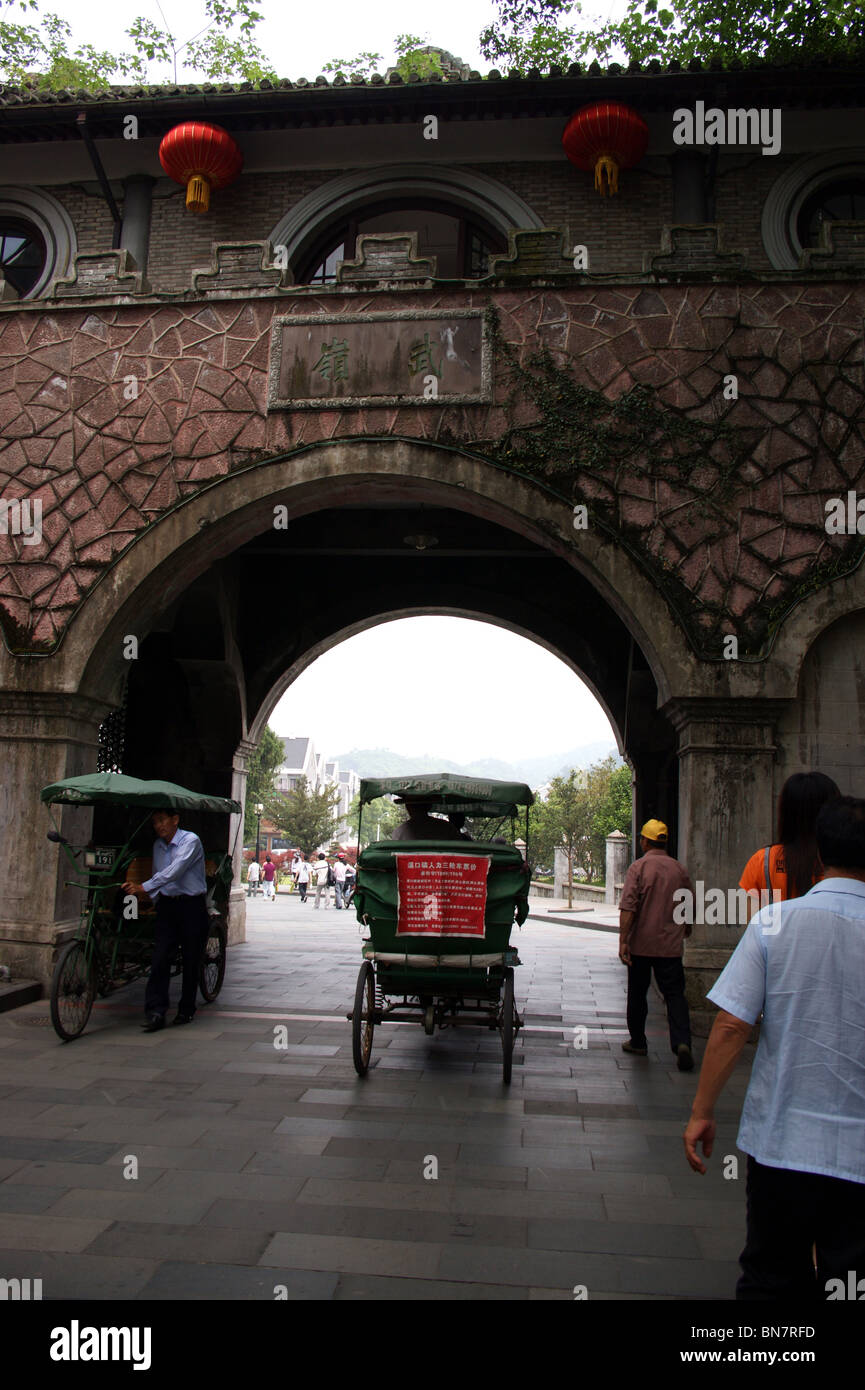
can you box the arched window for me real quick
[267,164,543,286]
[796,178,865,248]
[0,217,47,297]
[297,198,507,285]
[0,187,76,298]
[761,154,865,269]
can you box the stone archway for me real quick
[2,437,693,983]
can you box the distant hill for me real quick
[333,743,619,789]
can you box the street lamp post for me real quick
[254,803,264,891]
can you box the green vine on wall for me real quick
[473,303,860,660]
[480,303,745,502]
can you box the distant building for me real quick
[268,736,360,844]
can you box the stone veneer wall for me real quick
[0,281,863,651]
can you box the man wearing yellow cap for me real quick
[618,819,695,1071]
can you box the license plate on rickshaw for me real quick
[84,848,116,869]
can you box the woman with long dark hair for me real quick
[740,771,841,901]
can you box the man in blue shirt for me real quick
[683,796,865,1299]
[123,809,208,1032]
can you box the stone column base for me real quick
[684,944,759,1041]
[683,945,727,1037]
[0,917,81,991]
[227,887,246,947]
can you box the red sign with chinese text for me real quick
[395,852,490,937]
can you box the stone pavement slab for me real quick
[0,896,753,1300]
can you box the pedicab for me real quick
[41,773,241,1041]
[348,775,533,1082]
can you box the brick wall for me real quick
[46,152,795,291]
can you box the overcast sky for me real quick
[270,617,617,762]
[44,0,623,83]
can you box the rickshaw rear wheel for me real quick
[500,967,515,1084]
[352,960,376,1076]
[50,941,96,1041]
[198,920,226,1003]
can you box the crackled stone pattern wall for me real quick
[0,282,863,652]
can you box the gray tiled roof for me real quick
[0,54,862,105]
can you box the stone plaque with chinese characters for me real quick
[267,310,489,409]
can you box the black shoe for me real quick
[621,1040,648,1056]
[141,1013,165,1032]
[677,1044,694,1072]
[172,1012,194,1026]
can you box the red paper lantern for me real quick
[562,102,649,196]
[158,121,243,213]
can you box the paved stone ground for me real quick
[0,890,753,1301]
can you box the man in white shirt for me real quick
[246,859,261,896]
[684,796,865,1300]
[332,853,348,909]
[313,853,330,909]
[123,809,208,1032]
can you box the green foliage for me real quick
[480,0,865,71]
[267,775,340,855]
[320,52,383,81]
[0,5,146,87]
[322,34,445,83]
[1,0,276,89]
[530,756,631,898]
[393,35,445,80]
[244,725,283,830]
[351,793,403,847]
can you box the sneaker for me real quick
[621,1040,648,1056]
[677,1043,694,1072]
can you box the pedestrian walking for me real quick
[290,850,302,891]
[261,854,276,900]
[618,819,695,1071]
[343,859,356,909]
[684,795,865,1300]
[123,809,209,1032]
[313,852,330,909]
[739,770,840,903]
[296,853,311,902]
[332,852,347,909]
[246,858,261,896]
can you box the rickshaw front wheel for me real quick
[352,960,376,1076]
[50,941,96,1042]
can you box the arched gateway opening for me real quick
[62,440,681,943]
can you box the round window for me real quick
[796,179,865,248]
[0,217,47,297]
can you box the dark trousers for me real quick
[626,954,691,1052]
[738,1156,865,1300]
[144,893,209,1018]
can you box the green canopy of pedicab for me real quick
[40,773,241,815]
[358,773,534,814]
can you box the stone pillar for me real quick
[605,829,629,905]
[0,691,112,985]
[120,175,155,276]
[665,697,788,1034]
[227,739,254,946]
